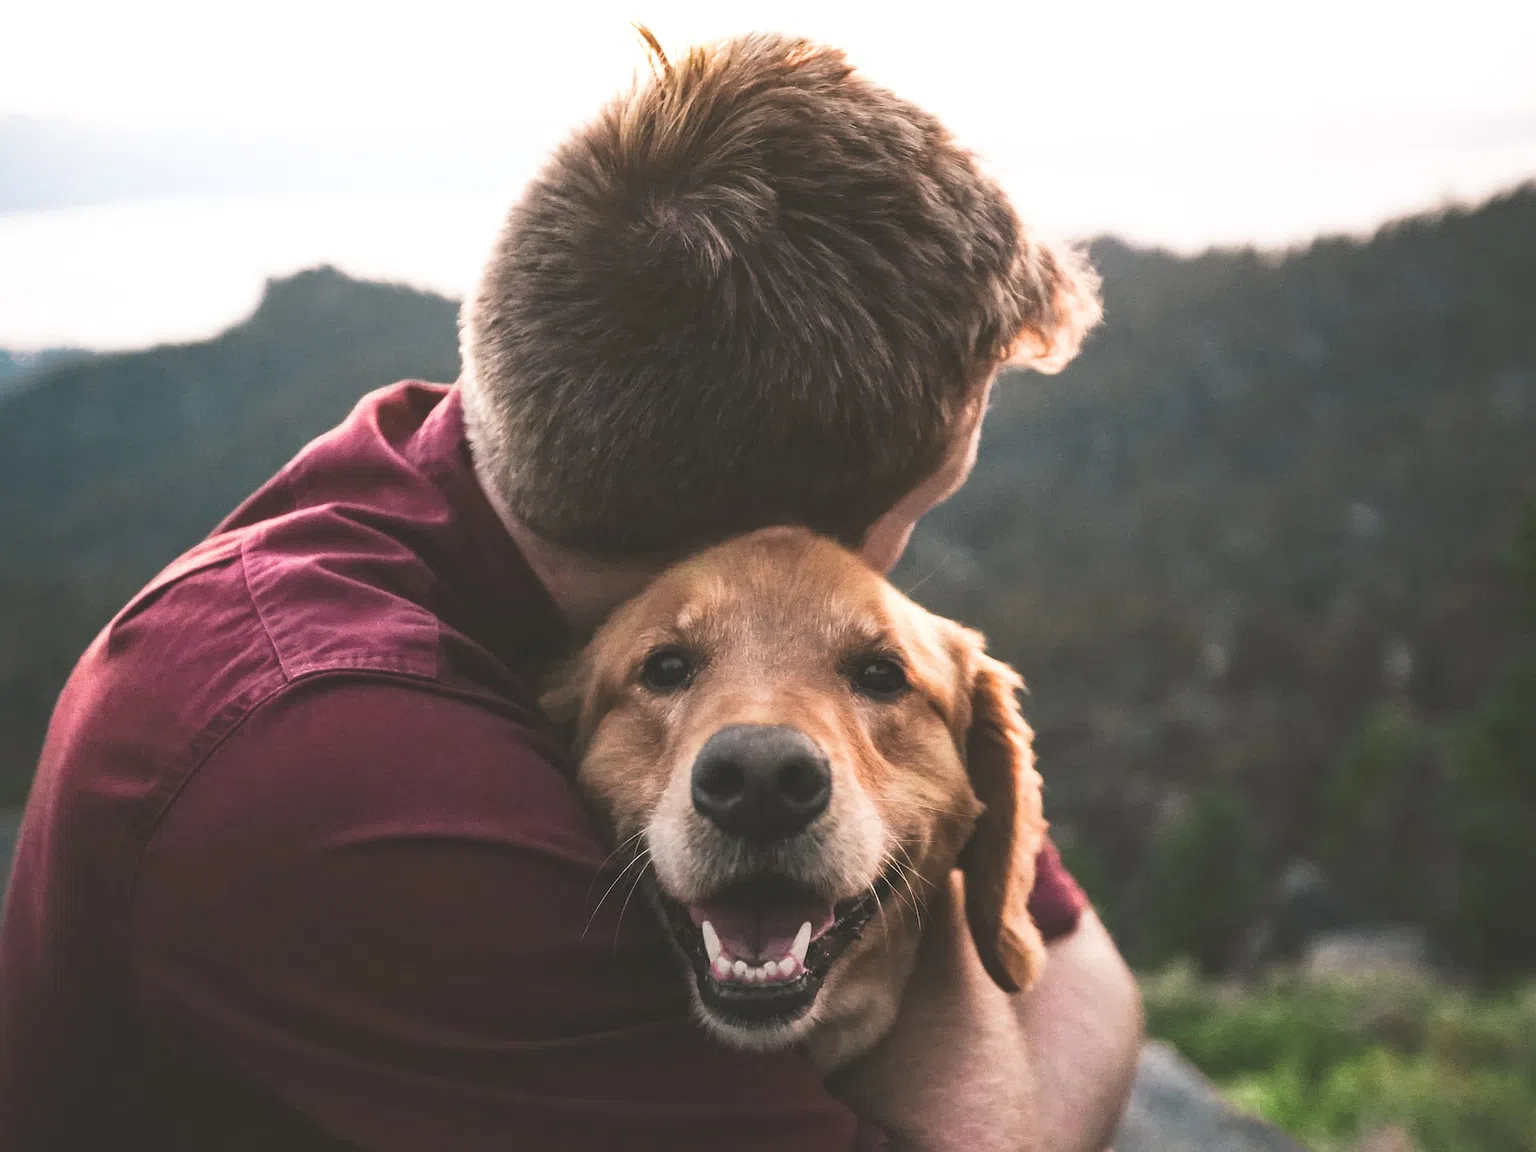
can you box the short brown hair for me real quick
[461,30,1100,556]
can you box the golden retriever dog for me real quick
[542,525,1047,1072]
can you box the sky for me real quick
[3,0,1536,349]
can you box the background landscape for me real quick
[3,3,1535,1148]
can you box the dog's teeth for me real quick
[712,955,731,979]
[701,920,722,965]
[763,959,781,979]
[791,921,812,966]
[732,959,748,978]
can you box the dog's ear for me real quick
[538,648,593,744]
[956,643,1048,994]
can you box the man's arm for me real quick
[830,874,1143,1152]
[132,678,884,1151]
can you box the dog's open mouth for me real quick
[653,870,897,1028]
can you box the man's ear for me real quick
[1003,234,1103,375]
[956,645,1048,994]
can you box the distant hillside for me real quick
[3,190,1534,972]
[895,185,1536,956]
[0,348,87,397]
[0,267,460,793]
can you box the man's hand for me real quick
[828,873,1143,1152]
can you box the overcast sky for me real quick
[10,1,1535,133]
[4,0,1535,349]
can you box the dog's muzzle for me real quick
[644,724,895,1031]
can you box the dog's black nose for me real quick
[691,724,831,842]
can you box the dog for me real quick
[541,525,1047,1072]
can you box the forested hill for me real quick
[0,269,460,792]
[3,187,1534,972]
[898,185,1536,967]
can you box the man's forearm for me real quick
[830,878,1143,1152]
[1013,910,1143,1152]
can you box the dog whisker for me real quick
[902,800,979,820]
[870,877,891,948]
[900,550,954,597]
[612,849,654,952]
[587,828,648,899]
[881,848,927,931]
[888,857,926,930]
[890,842,934,893]
[583,843,652,941]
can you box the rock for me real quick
[1242,858,1355,970]
[1347,1125,1416,1152]
[1113,1041,1311,1152]
[1302,925,1432,982]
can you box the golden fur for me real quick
[542,525,1046,1071]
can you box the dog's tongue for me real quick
[688,887,836,962]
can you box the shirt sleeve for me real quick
[1027,836,1088,942]
[132,677,886,1152]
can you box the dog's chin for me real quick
[649,869,897,1050]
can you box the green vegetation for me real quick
[1144,965,1536,1152]
[1141,789,1264,974]
[1448,652,1536,979]
[1320,701,1440,926]
[1444,503,1536,979]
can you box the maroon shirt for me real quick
[0,383,1084,1151]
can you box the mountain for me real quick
[893,185,1536,958]
[2,188,1534,970]
[0,267,460,795]
[0,348,87,397]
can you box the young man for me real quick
[0,33,1140,1152]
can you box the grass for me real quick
[1141,964,1536,1152]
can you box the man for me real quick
[0,32,1140,1151]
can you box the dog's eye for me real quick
[640,646,695,692]
[852,656,908,699]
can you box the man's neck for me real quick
[474,464,664,637]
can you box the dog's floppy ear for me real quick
[538,648,594,745]
[956,642,1048,994]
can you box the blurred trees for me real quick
[1446,500,1536,979]
[901,184,1536,974]
[1142,789,1264,974]
[1318,701,1441,926]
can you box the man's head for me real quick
[461,30,1100,567]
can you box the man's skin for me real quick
[493,379,1145,1151]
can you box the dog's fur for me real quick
[543,526,1047,1072]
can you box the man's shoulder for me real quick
[58,503,450,780]
[33,444,561,903]
[150,674,591,863]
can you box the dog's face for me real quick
[543,526,1046,1067]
